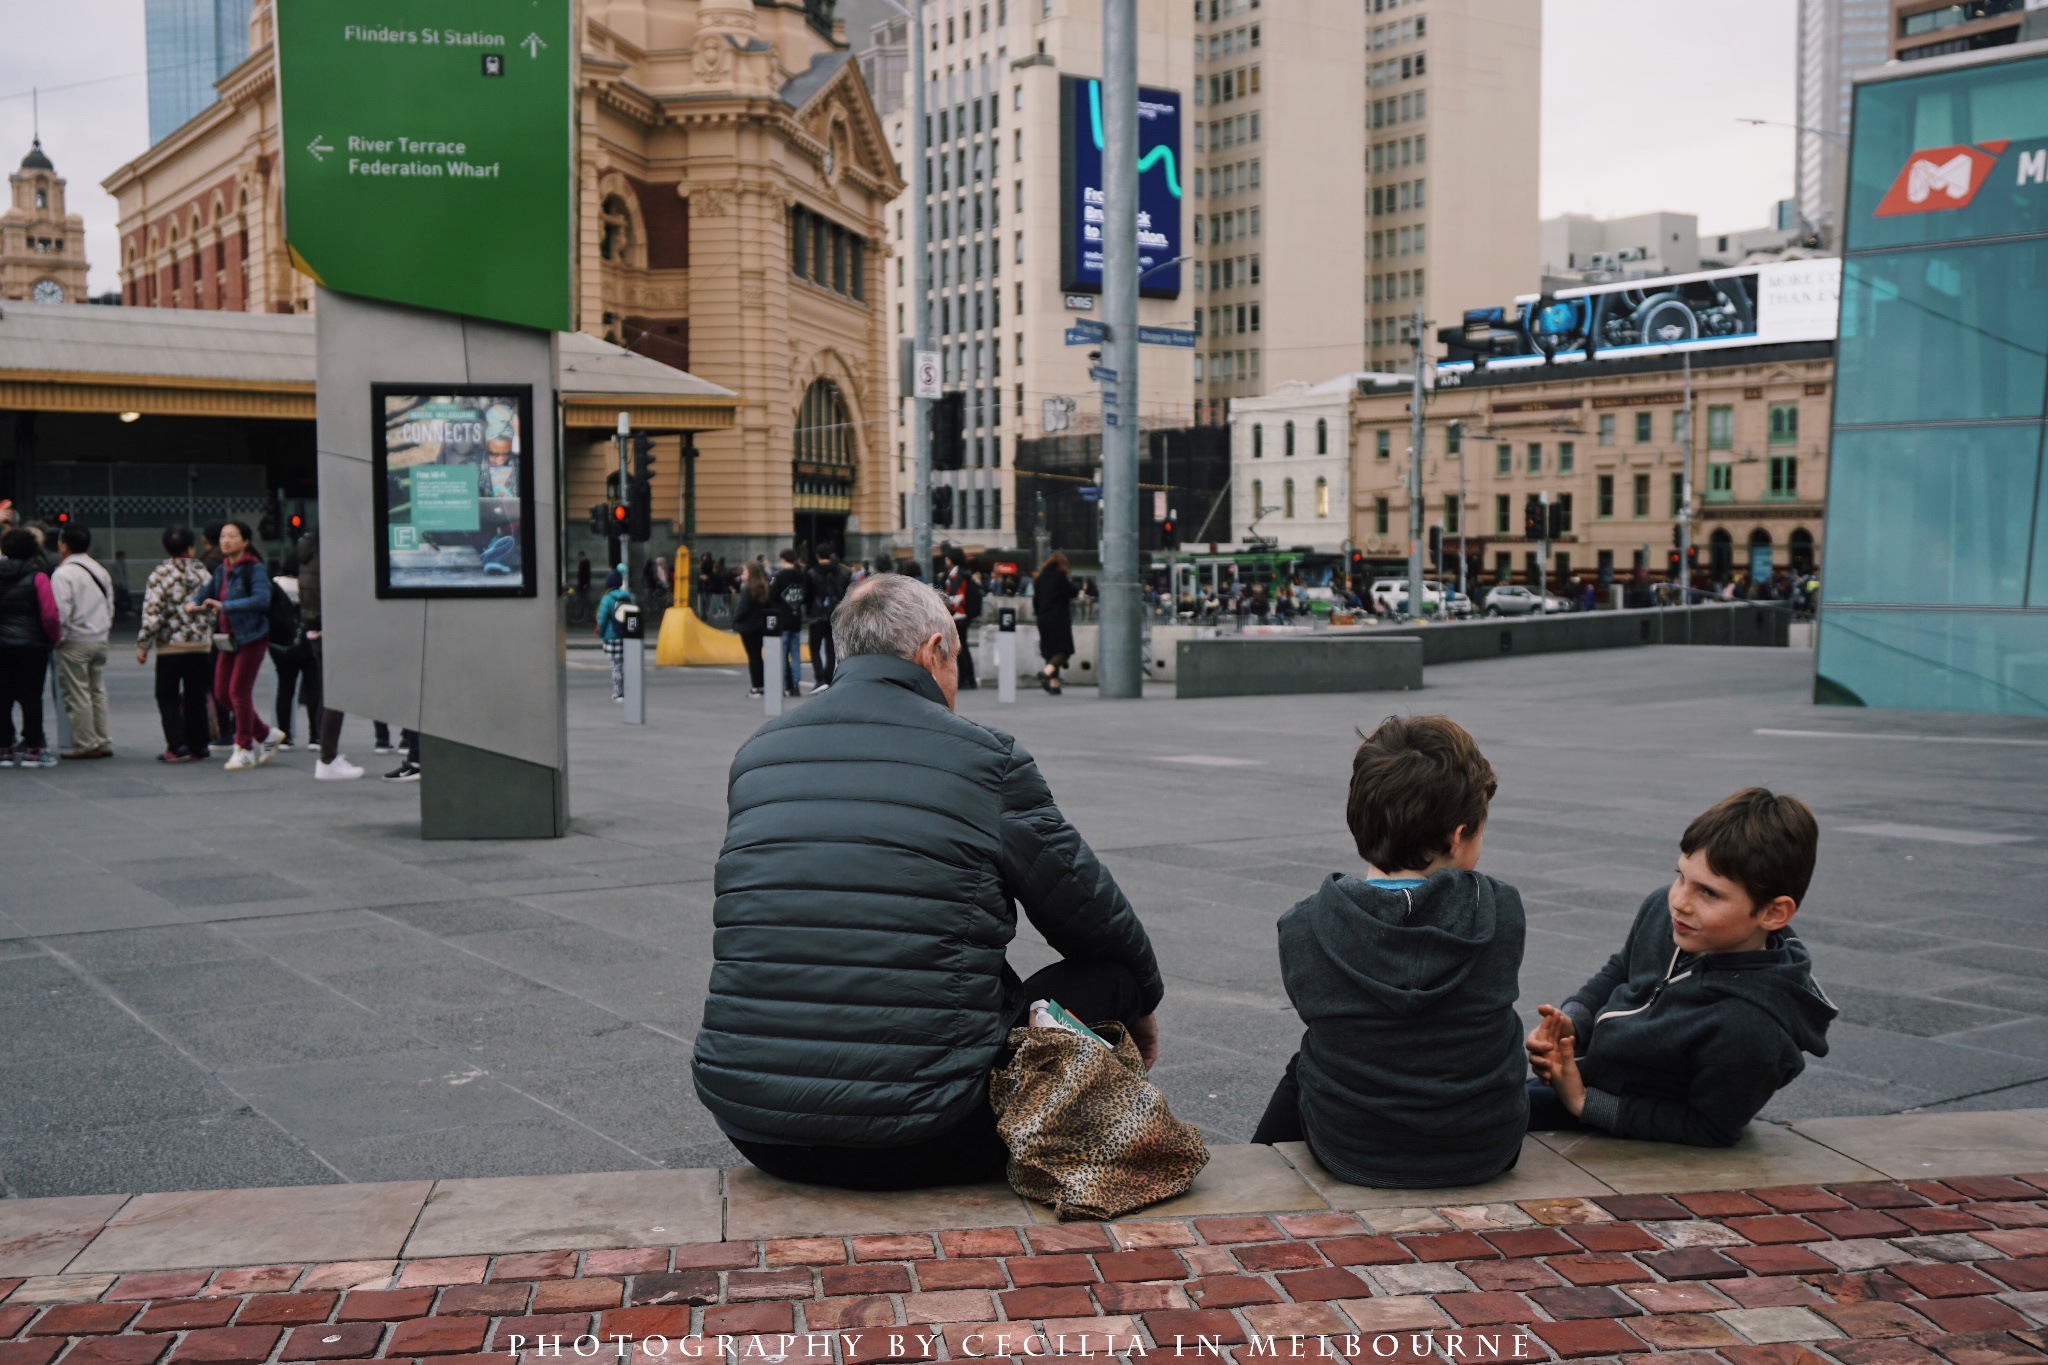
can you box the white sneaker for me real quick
[315,755,365,781]
[224,747,258,771]
[255,730,283,765]
[373,744,395,755]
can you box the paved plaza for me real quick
[2,641,2046,1199]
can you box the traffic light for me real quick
[1428,525,1443,571]
[588,503,608,537]
[611,502,630,535]
[1547,501,1566,541]
[931,392,966,472]
[1673,522,1684,549]
[48,508,72,530]
[259,503,281,542]
[287,509,306,536]
[631,432,656,483]
[931,486,954,528]
[625,479,652,542]
[1523,494,1543,541]
[1667,549,1682,580]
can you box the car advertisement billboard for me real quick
[1436,259,1842,379]
[1059,74,1182,297]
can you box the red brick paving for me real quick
[15,1177,2048,1365]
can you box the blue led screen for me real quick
[1060,75,1182,297]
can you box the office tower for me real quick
[1795,0,1890,244]
[1364,0,1540,374]
[880,0,1196,546]
[146,0,254,146]
[1891,0,2045,61]
[1189,0,1366,424]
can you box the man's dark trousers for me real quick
[729,959,1146,1190]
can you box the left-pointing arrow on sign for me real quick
[307,136,334,161]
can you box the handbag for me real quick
[988,1019,1208,1221]
[211,632,237,654]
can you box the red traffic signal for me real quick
[611,503,628,524]
[52,509,71,527]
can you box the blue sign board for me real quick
[1065,328,1104,346]
[1060,75,1182,298]
[1137,326,1197,348]
[1089,365,1118,382]
[1079,485,1102,502]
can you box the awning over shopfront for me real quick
[0,301,739,431]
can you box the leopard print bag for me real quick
[988,1021,1209,1221]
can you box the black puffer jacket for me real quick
[1563,888,1836,1147]
[693,651,1164,1147]
[1280,870,1527,1188]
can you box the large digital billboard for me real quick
[372,384,537,598]
[1437,259,1842,381]
[1059,75,1182,297]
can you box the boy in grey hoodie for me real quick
[1526,787,1836,1147]
[1252,715,1528,1189]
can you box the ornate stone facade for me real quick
[2,142,91,305]
[102,0,902,562]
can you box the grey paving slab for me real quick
[67,1180,433,1272]
[403,1169,721,1256]
[4,645,2048,1195]
[0,1194,132,1275]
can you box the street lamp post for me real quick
[1406,304,1426,621]
[1097,0,1141,698]
[908,0,933,573]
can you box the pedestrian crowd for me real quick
[0,506,417,781]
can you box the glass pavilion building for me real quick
[1818,40,2048,715]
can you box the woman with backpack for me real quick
[595,570,634,702]
[184,520,279,770]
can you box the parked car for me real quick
[1371,578,1473,617]
[1484,585,1543,617]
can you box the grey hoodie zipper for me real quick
[1593,946,1695,1028]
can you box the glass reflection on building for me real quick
[145,0,253,146]
[1818,42,2048,715]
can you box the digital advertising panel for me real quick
[372,384,537,598]
[1436,259,1843,380]
[1059,75,1183,297]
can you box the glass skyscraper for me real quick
[145,0,253,146]
[1817,42,2048,715]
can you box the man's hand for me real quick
[1128,1012,1160,1070]
[135,646,148,666]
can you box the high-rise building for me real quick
[146,0,253,146]
[1190,0,1366,424]
[878,0,1198,549]
[856,12,911,118]
[1364,0,1540,374]
[1795,0,1891,244]
[1889,0,2048,61]
[2,142,90,305]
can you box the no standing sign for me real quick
[277,0,574,333]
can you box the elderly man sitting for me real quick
[693,573,1164,1191]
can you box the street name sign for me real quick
[278,0,574,332]
[1138,326,1197,348]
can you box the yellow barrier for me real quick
[655,606,810,666]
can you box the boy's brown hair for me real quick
[1680,788,1819,911]
[1346,715,1497,873]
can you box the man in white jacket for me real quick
[52,525,115,758]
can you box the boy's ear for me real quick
[1756,895,1797,932]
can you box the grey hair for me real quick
[834,573,954,661]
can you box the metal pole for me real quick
[1457,434,1467,604]
[909,0,933,570]
[1680,350,1695,608]
[682,431,697,609]
[1405,304,1425,621]
[1097,0,1141,698]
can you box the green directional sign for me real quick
[277,0,573,333]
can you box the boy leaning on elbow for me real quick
[1526,787,1838,1148]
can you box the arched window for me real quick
[795,379,854,468]
[1316,418,1329,454]
[1789,527,1815,572]
[1283,477,1296,519]
[1710,527,1734,579]
[1747,526,1773,579]
[1315,477,1329,518]
[1252,424,1263,458]
[1284,420,1296,456]
[1251,479,1263,520]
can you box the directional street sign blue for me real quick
[1089,366,1118,382]
[1138,326,1197,348]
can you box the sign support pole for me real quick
[1406,303,1426,622]
[909,0,933,574]
[1098,0,1141,698]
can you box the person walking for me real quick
[267,558,314,749]
[134,527,215,763]
[805,549,849,692]
[768,549,807,698]
[294,530,363,780]
[52,525,116,760]
[595,569,634,702]
[733,559,770,698]
[185,520,280,770]
[1032,552,1076,695]
[943,550,981,691]
[0,528,61,768]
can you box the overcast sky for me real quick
[1,0,1799,299]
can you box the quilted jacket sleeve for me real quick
[996,735,1165,1014]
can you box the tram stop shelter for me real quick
[0,300,738,564]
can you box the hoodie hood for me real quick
[1300,869,1504,1018]
[1696,932,1837,1057]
